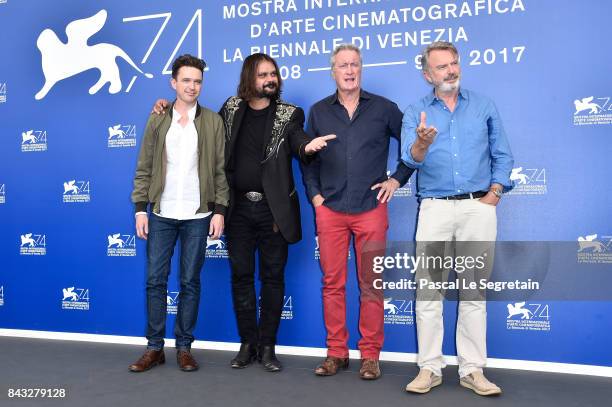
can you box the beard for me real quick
[435,75,460,93]
[256,82,280,99]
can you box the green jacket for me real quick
[131,102,229,216]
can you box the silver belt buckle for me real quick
[245,191,263,202]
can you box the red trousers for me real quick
[315,203,388,359]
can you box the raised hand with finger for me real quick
[410,111,438,163]
[305,134,337,154]
[416,111,437,147]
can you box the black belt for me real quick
[435,191,487,200]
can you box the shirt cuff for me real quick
[491,176,514,192]
[134,201,148,213]
[299,142,315,164]
[306,185,322,202]
[213,204,227,217]
[401,143,424,168]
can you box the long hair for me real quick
[237,53,283,101]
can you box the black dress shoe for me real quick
[259,345,282,372]
[231,343,257,368]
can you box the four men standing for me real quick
[131,40,513,396]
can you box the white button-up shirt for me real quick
[157,104,211,220]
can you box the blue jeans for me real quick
[145,213,210,350]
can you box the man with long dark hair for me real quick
[219,54,333,372]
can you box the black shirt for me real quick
[302,90,413,214]
[233,105,270,193]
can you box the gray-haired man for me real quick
[402,42,513,396]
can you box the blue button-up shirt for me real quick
[303,90,413,213]
[401,88,514,198]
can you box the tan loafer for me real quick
[460,371,502,396]
[405,369,442,394]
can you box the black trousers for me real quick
[226,197,288,345]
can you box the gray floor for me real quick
[1,337,610,407]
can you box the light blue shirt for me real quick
[401,88,514,198]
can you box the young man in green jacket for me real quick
[129,54,229,373]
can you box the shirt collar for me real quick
[172,103,197,123]
[428,87,468,105]
[329,89,371,105]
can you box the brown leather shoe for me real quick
[128,349,165,372]
[359,359,381,380]
[314,357,349,376]
[177,350,199,372]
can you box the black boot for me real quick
[231,343,257,368]
[259,345,282,372]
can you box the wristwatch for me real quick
[490,187,503,198]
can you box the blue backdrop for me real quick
[1,0,611,368]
